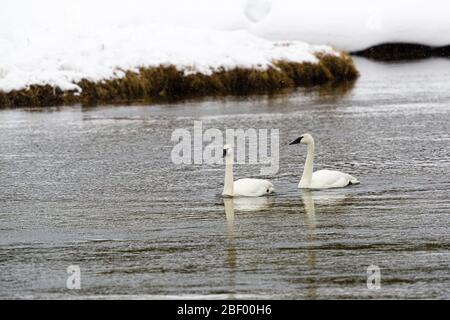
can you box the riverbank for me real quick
[0,52,358,108]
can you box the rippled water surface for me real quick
[0,58,449,299]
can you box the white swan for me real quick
[289,133,359,189]
[222,144,274,197]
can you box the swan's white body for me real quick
[222,145,274,197]
[290,133,359,189]
[233,178,274,197]
[302,169,359,189]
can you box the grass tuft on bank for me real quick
[0,53,358,109]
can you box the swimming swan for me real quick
[289,133,359,189]
[222,144,274,197]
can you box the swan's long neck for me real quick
[300,140,314,187]
[223,155,234,196]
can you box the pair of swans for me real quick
[222,133,359,197]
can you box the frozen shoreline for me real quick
[5,0,449,106]
[0,52,358,108]
[0,26,339,94]
[0,8,358,108]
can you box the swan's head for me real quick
[289,133,313,145]
[223,144,232,157]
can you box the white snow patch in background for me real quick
[0,26,335,93]
[0,0,335,93]
[250,0,450,51]
[1,0,449,93]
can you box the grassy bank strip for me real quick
[0,53,358,109]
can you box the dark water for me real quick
[0,58,449,299]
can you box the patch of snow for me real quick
[3,0,447,93]
[0,0,336,93]
[249,0,450,51]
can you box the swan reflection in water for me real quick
[223,198,237,297]
[223,192,349,299]
[223,196,272,267]
[301,189,352,299]
[301,190,320,299]
[232,197,271,211]
[223,196,273,297]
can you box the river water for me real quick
[0,58,449,299]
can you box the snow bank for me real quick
[6,0,448,94]
[0,24,336,93]
[249,0,450,51]
[0,0,337,93]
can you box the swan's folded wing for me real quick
[311,170,355,189]
[234,178,273,197]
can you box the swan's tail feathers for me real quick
[266,181,275,194]
[348,175,360,185]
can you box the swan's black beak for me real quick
[289,136,302,145]
[223,149,227,158]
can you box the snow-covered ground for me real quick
[0,23,336,93]
[0,0,336,93]
[1,0,449,93]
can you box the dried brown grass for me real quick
[0,53,358,108]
